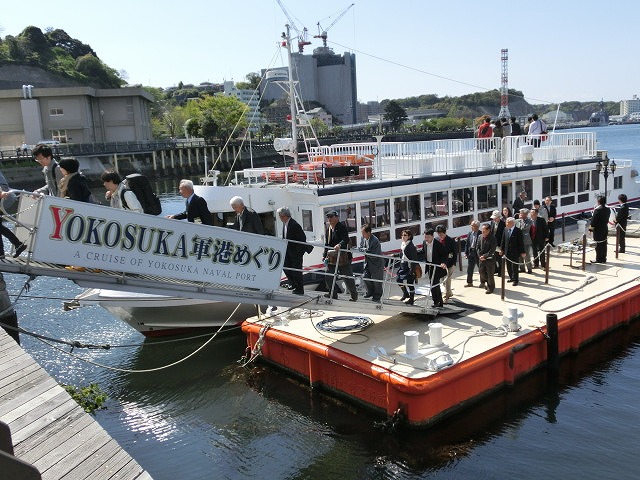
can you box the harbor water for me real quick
[7,124,640,479]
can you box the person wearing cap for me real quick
[323,210,358,301]
[512,191,527,213]
[435,224,456,302]
[490,210,506,275]
[58,158,95,203]
[32,143,64,197]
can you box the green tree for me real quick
[309,117,329,137]
[236,72,262,90]
[384,100,408,130]
[185,95,248,142]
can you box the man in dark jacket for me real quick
[512,191,527,214]
[500,217,526,286]
[230,196,264,234]
[615,193,629,253]
[435,224,457,301]
[589,195,611,263]
[490,210,505,275]
[278,206,307,295]
[359,224,384,302]
[422,229,447,307]
[168,179,213,225]
[323,210,357,301]
[530,208,549,268]
[477,223,497,294]
[543,196,557,246]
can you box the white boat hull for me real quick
[76,289,258,337]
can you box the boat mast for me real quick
[283,25,299,164]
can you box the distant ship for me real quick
[589,102,609,127]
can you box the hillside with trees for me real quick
[0,26,124,88]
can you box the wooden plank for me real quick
[61,438,123,480]
[38,425,111,479]
[83,446,140,480]
[0,381,60,421]
[16,411,94,464]
[8,390,75,442]
[0,364,45,397]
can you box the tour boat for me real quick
[75,29,640,336]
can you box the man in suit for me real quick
[477,223,497,294]
[512,191,527,215]
[422,229,447,307]
[464,220,480,287]
[277,206,307,295]
[230,196,264,234]
[530,208,549,268]
[167,179,213,225]
[490,210,506,275]
[615,193,629,253]
[435,224,457,302]
[359,224,384,302]
[499,217,526,286]
[589,195,611,264]
[543,196,557,246]
[323,210,358,301]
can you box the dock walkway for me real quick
[0,329,152,480]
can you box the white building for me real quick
[620,95,640,115]
[222,81,263,132]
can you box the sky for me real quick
[1,0,637,105]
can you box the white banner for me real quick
[30,196,286,290]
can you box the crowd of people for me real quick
[476,114,548,150]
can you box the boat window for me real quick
[477,211,493,222]
[361,199,390,228]
[452,188,473,214]
[477,184,498,210]
[260,212,276,236]
[578,193,590,203]
[614,176,623,190]
[561,174,576,195]
[578,172,590,192]
[560,196,575,206]
[515,180,533,208]
[453,214,473,229]
[424,191,448,218]
[393,195,420,224]
[591,170,600,191]
[542,176,558,198]
[374,230,390,243]
[301,209,313,232]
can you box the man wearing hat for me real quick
[323,210,358,301]
[490,210,505,275]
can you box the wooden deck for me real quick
[0,330,152,480]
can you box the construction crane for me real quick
[276,0,311,53]
[315,3,354,47]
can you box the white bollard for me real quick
[404,330,419,356]
[428,322,444,346]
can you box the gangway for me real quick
[0,194,447,317]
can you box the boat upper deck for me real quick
[232,132,603,189]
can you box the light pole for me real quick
[596,154,616,202]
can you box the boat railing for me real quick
[233,132,597,185]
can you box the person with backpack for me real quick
[101,171,143,213]
[32,143,64,197]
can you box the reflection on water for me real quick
[7,125,640,479]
